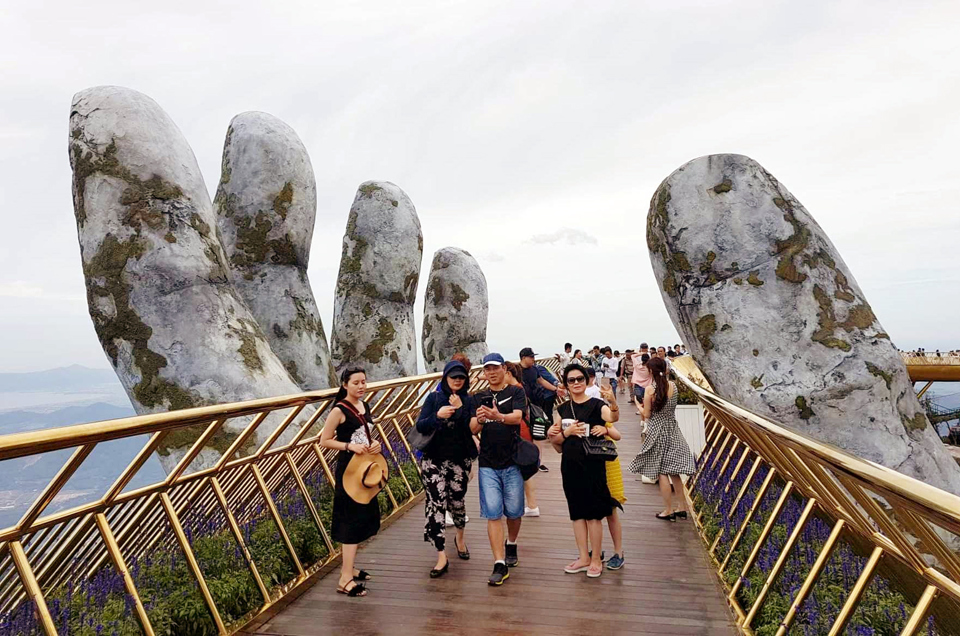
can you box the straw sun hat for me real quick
[342,452,389,504]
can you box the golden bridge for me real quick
[0,355,959,635]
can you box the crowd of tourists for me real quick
[317,343,697,596]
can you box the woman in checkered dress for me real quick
[629,356,696,521]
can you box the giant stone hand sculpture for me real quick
[648,154,960,495]
[331,182,423,379]
[422,247,489,372]
[213,112,337,389]
[69,87,309,473]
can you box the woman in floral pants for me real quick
[415,359,478,577]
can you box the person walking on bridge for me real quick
[319,367,383,597]
[548,364,621,578]
[473,353,527,585]
[415,359,478,578]
[629,357,697,521]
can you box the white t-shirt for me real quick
[586,384,602,400]
[600,356,619,378]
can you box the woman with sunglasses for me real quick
[547,364,621,578]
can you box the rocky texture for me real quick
[331,181,422,379]
[69,87,309,474]
[213,112,336,389]
[648,154,960,495]
[422,247,489,372]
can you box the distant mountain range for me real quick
[0,369,164,529]
[0,364,120,392]
[0,402,135,435]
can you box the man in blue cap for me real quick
[470,352,527,585]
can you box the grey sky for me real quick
[1,0,959,372]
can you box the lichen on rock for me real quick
[421,247,489,372]
[647,153,960,495]
[69,87,312,474]
[331,180,423,379]
[213,111,336,389]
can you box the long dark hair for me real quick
[335,366,366,403]
[504,361,523,385]
[646,356,669,412]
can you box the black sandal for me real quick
[454,536,470,560]
[674,511,688,520]
[430,561,449,578]
[353,569,372,581]
[655,512,676,521]
[337,580,367,597]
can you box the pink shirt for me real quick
[631,354,652,387]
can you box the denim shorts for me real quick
[478,465,525,520]
[633,384,646,399]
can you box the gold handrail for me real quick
[672,355,960,634]
[0,358,562,634]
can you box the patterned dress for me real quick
[629,384,696,480]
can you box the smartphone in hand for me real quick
[600,377,611,390]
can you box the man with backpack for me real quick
[519,347,559,473]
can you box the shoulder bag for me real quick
[564,400,618,462]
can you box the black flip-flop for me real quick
[337,580,367,597]
[353,570,372,581]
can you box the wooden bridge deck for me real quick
[240,393,737,636]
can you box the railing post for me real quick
[159,492,227,635]
[775,518,845,636]
[210,475,272,606]
[250,464,306,578]
[94,513,156,636]
[827,546,883,636]
[8,540,57,636]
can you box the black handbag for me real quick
[562,400,618,462]
[583,435,618,461]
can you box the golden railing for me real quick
[0,358,561,635]
[673,356,960,635]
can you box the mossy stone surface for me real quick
[70,88,314,474]
[421,247,489,372]
[646,153,960,495]
[213,111,335,390]
[331,180,422,379]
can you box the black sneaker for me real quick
[505,543,519,567]
[488,562,509,585]
[538,464,549,473]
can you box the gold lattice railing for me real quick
[673,356,960,635]
[0,358,561,635]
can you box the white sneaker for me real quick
[524,506,540,517]
[445,512,454,527]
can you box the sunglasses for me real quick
[566,376,586,384]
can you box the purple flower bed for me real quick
[691,453,943,636]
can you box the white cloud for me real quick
[0,282,45,298]
[524,228,598,247]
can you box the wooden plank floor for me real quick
[242,393,737,636]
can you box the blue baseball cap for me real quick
[482,353,505,367]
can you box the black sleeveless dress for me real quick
[559,398,616,521]
[331,401,381,544]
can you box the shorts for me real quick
[478,465,524,520]
[633,384,646,399]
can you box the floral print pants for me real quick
[420,456,472,551]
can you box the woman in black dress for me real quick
[319,367,382,597]
[547,364,621,579]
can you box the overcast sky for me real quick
[1,0,959,373]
